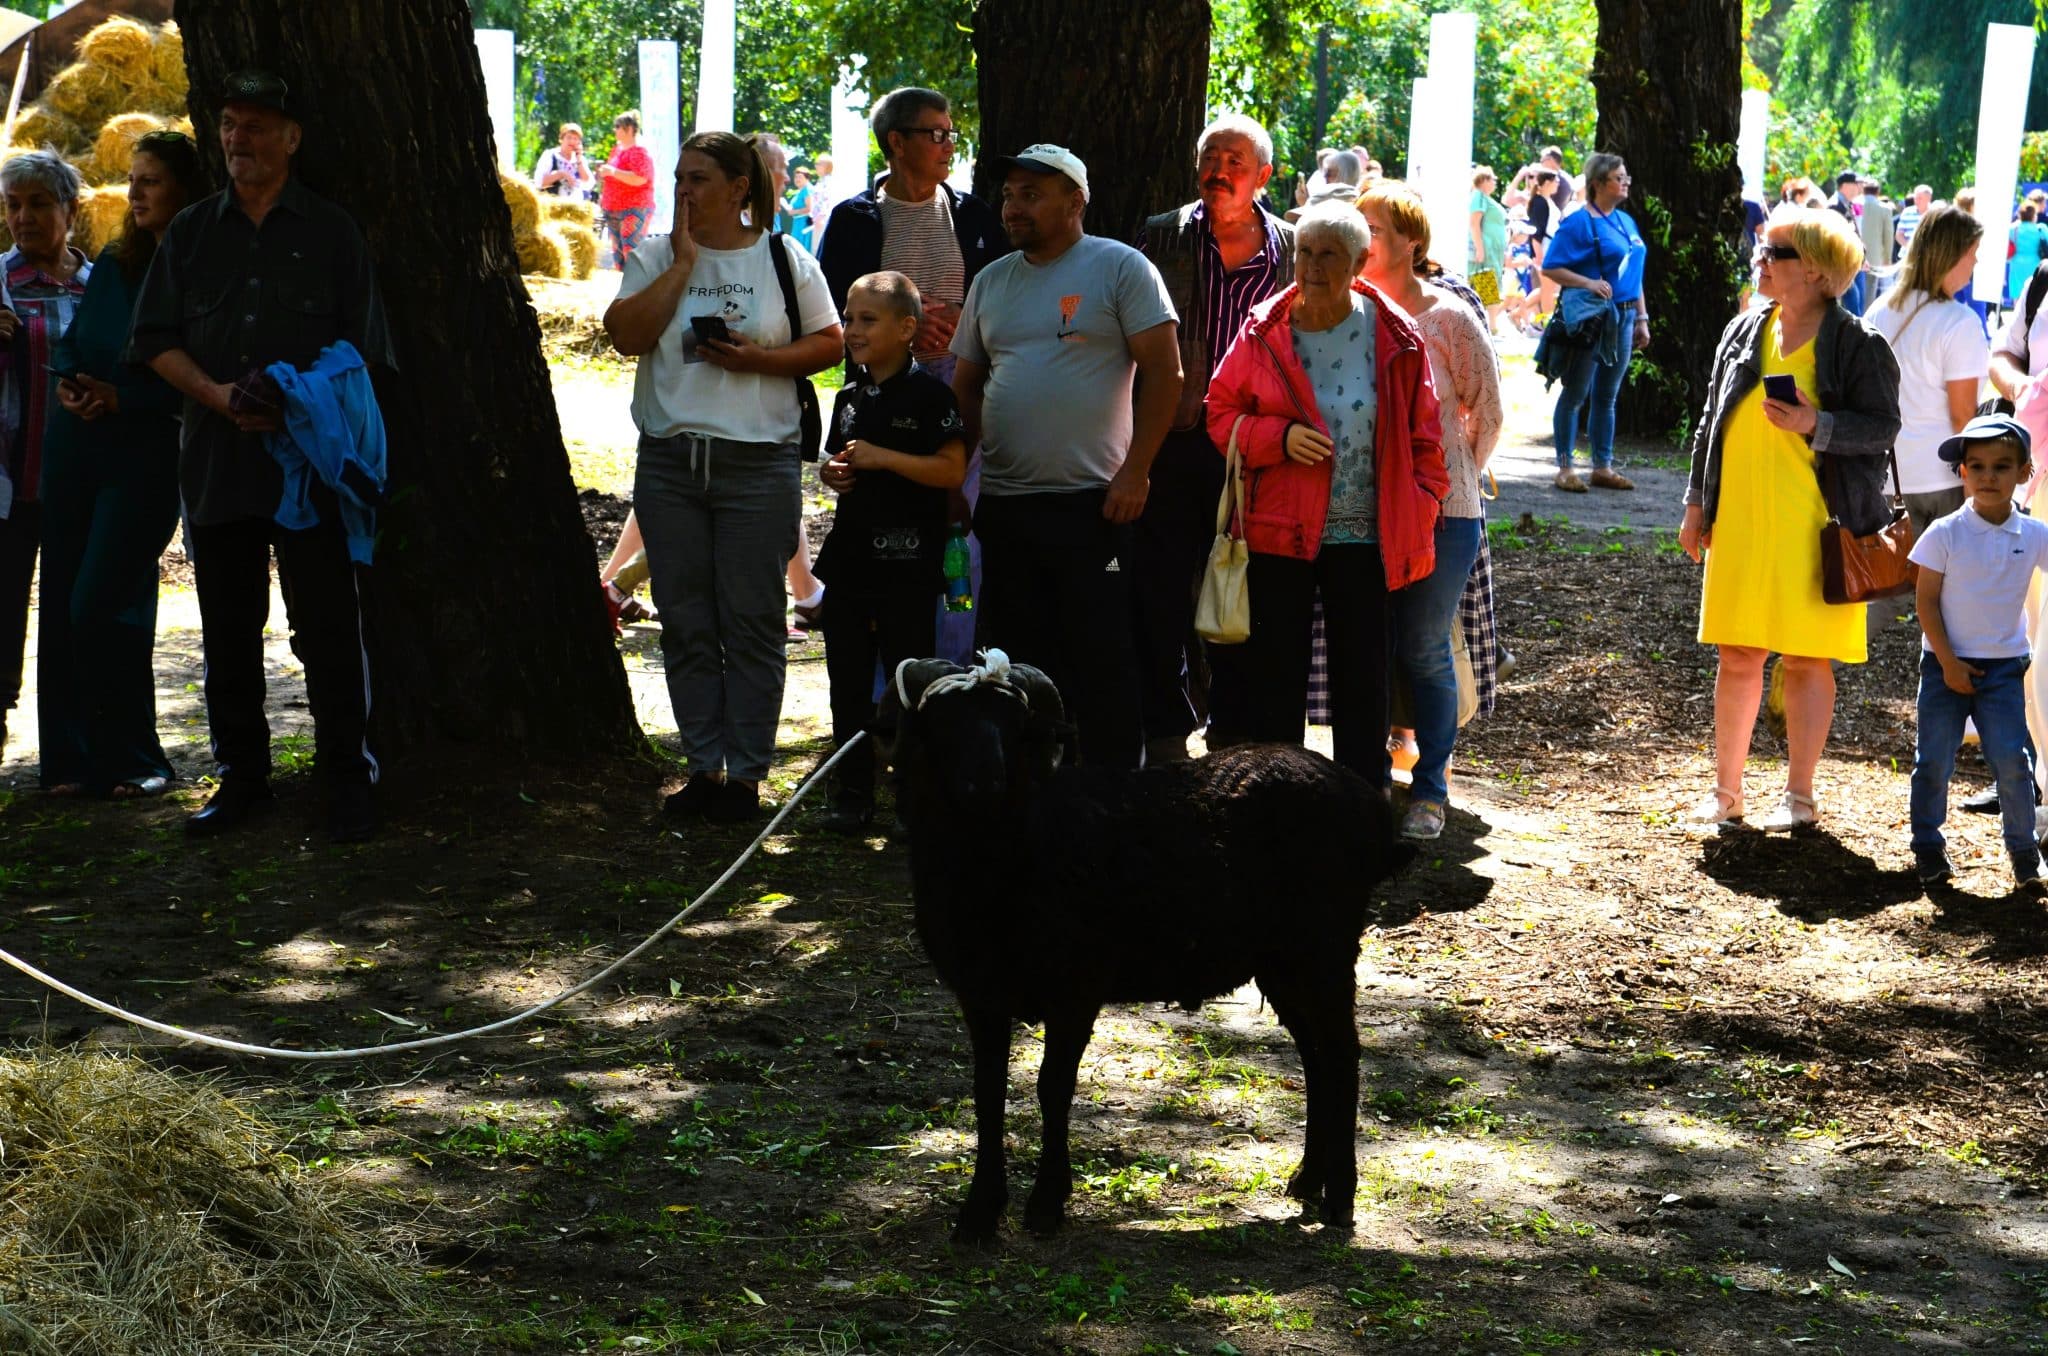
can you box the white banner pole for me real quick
[1424,13,1478,276]
[1973,22,2038,300]
[638,41,680,235]
[1738,88,1769,202]
[695,0,737,133]
[473,28,516,174]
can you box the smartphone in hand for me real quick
[1762,374,1799,405]
[689,314,733,346]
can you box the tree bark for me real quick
[971,0,1212,244]
[173,0,640,756]
[1591,0,1746,436]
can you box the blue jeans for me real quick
[1841,272,1866,317]
[1911,653,2038,861]
[1552,311,1635,469]
[1393,515,1484,804]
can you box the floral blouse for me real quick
[1413,283,1502,519]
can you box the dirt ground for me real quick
[3,350,2048,1353]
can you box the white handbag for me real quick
[1194,416,1251,645]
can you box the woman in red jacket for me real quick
[1206,201,1449,787]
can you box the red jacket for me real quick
[1204,280,1448,587]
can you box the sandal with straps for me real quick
[1754,789,1819,833]
[1684,785,1744,827]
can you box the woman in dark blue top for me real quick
[38,132,204,796]
[1540,152,1651,493]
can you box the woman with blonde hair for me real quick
[1869,204,1988,534]
[1679,207,1901,829]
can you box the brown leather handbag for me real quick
[1818,445,1916,605]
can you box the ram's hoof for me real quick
[950,1216,1000,1248]
[1318,1200,1357,1233]
[1022,1203,1066,1236]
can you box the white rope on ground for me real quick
[0,735,865,1062]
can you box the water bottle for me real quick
[943,525,973,613]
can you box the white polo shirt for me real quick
[1910,501,2048,657]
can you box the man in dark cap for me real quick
[1826,171,1867,315]
[131,70,396,842]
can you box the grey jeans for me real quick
[634,433,801,781]
[1903,487,1965,539]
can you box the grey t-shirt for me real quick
[951,234,1177,495]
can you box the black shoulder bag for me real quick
[769,231,823,460]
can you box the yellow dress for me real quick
[1697,320,1867,663]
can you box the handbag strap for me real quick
[1217,415,1247,540]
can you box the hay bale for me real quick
[557,222,600,279]
[516,226,568,278]
[499,171,541,235]
[153,21,186,93]
[0,1051,419,1353]
[542,195,597,228]
[11,106,83,154]
[77,17,157,79]
[71,185,130,257]
[42,62,125,129]
[91,112,164,183]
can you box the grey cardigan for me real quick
[1683,302,1903,537]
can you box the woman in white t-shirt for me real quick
[604,131,843,823]
[1868,205,1989,534]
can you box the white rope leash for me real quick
[895,647,1031,711]
[0,735,865,1062]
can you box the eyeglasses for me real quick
[1755,244,1800,261]
[901,127,962,145]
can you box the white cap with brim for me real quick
[994,144,1090,202]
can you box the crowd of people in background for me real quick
[11,61,2048,894]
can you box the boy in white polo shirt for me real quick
[1910,414,2048,888]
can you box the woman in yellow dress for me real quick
[1679,207,1902,829]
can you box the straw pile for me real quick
[0,1050,420,1354]
[71,186,130,256]
[498,170,541,234]
[92,112,165,182]
[557,222,600,279]
[516,225,566,278]
[543,195,597,229]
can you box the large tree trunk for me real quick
[174,1,640,756]
[971,0,1212,244]
[1592,0,1746,437]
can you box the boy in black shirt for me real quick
[816,271,969,832]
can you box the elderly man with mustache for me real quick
[1132,114,1296,759]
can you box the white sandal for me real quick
[1754,789,1819,832]
[1684,785,1744,826]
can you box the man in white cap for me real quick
[950,144,1183,769]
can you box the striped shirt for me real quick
[879,190,967,360]
[1193,204,1285,365]
[2,246,90,502]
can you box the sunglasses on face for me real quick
[902,127,962,145]
[1755,244,1800,261]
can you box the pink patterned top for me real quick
[1413,283,1502,519]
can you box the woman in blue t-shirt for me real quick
[1540,152,1651,492]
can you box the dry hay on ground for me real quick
[0,1050,419,1355]
[11,106,82,155]
[74,16,154,79]
[543,195,597,228]
[90,112,164,184]
[517,225,568,278]
[41,61,125,131]
[70,186,129,256]
[151,22,184,93]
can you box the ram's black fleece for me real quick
[882,656,1413,1244]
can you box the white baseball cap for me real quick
[995,144,1090,201]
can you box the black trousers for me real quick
[1245,544,1392,786]
[974,488,1142,769]
[822,587,937,807]
[1131,426,1226,743]
[0,499,39,713]
[187,506,375,786]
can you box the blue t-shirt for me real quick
[1544,205,1648,303]
[1291,294,1378,545]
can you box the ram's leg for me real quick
[1262,974,1326,1208]
[955,1002,1012,1244]
[1024,1001,1099,1234]
[1309,968,1361,1230]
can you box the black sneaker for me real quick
[1959,786,2003,814]
[1914,850,1954,886]
[328,778,378,843]
[708,779,761,825]
[663,774,722,820]
[2015,853,2047,893]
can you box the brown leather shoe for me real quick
[1554,468,1588,493]
[1589,467,1636,490]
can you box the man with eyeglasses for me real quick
[818,88,1010,664]
[130,70,395,842]
[1131,113,1294,759]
